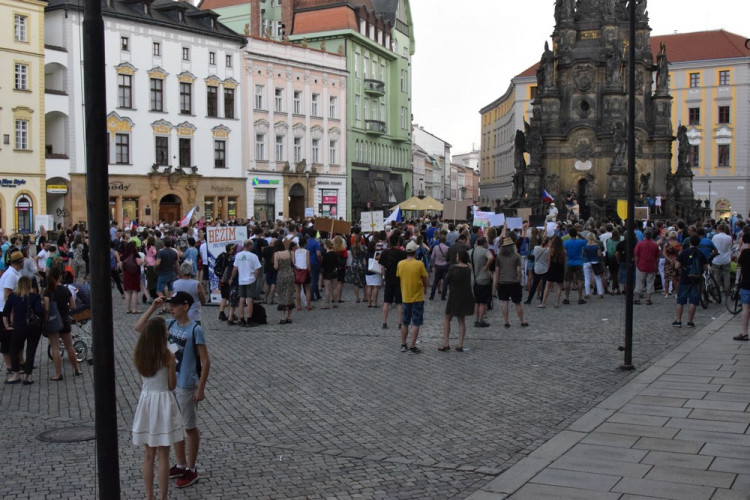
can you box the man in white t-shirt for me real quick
[0,251,24,372]
[229,240,261,327]
[36,241,50,280]
[712,223,734,295]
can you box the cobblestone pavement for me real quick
[0,285,720,499]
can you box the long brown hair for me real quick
[14,276,32,298]
[549,236,566,265]
[133,317,171,377]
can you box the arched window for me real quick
[15,194,32,234]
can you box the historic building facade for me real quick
[45,0,246,226]
[652,30,750,219]
[242,36,347,220]
[0,0,46,233]
[412,124,450,201]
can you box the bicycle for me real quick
[46,309,92,363]
[726,270,742,315]
[699,265,721,309]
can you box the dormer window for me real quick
[211,18,216,29]
[178,11,185,22]
[143,2,150,15]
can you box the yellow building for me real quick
[0,0,46,233]
[653,30,750,219]
[478,71,535,205]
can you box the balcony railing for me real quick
[365,120,386,135]
[364,78,385,96]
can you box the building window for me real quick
[182,47,190,61]
[329,96,337,118]
[207,86,218,117]
[180,82,192,114]
[255,134,265,160]
[226,55,232,68]
[400,69,407,92]
[14,15,27,42]
[255,85,264,110]
[15,120,28,150]
[118,74,132,108]
[14,63,28,90]
[311,93,320,116]
[293,91,301,114]
[150,78,163,111]
[152,42,160,56]
[214,140,226,168]
[312,139,320,163]
[179,138,191,167]
[274,88,283,112]
[209,52,216,65]
[530,86,538,100]
[354,94,360,121]
[688,107,700,125]
[293,137,302,163]
[719,70,730,86]
[689,73,700,88]
[329,140,337,164]
[363,56,368,78]
[718,144,730,167]
[275,135,284,161]
[224,88,235,118]
[115,133,130,164]
[718,106,730,124]
[689,145,699,168]
[155,136,169,165]
[354,53,359,78]
[120,36,129,51]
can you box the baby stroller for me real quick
[47,283,92,363]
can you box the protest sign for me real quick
[206,226,247,303]
[361,211,385,232]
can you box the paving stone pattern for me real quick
[0,288,716,499]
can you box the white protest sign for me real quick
[546,222,557,237]
[361,211,385,232]
[206,225,247,303]
[488,213,505,227]
[35,215,53,233]
[473,211,493,228]
[305,207,314,217]
[506,217,523,230]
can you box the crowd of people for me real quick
[1,210,749,498]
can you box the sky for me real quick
[410,0,750,155]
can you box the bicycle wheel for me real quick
[47,339,65,360]
[726,287,742,315]
[707,275,721,304]
[700,287,709,309]
[73,339,88,363]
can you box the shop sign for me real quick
[252,178,280,186]
[109,181,131,191]
[46,184,68,194]
[317,181,344,186]
[1,178,26,188]
[211,186,234,193]
[322,196,337,204]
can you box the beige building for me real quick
[0,0,46,233]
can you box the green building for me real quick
[202,0,414,220]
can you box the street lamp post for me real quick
[708,180,712,219]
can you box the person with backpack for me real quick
[44,266,81,381]
[673,234,707,328]
[135,292,210,489]
[122,241,144,314]
[3,276,44,385]
[213,243,232,321]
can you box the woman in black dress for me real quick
[541,236,566,308]
[440,250,475,352]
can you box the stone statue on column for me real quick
[655,42,669,95]
[676,124,691,174]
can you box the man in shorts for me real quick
[673,235,707,328]
[230,240,261,327]
[496,238,527,328]
[733,233,750,341]
[469,236,494,327]
[135,292,210,488]
[563,226,587,305]
[397,241,428,355]
[155,238,180,311]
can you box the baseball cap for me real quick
[167,291,194,307]
[405,241,419,253]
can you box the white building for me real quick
[45,0,247,225]
[411,124,451,200]
[242,36,347,221]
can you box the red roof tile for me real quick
[292,5,358,35]
[515,29,749,79]
[198,0,248,10]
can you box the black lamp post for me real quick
[708,180,712,218]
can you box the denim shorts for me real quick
[157,272,175,293]
[741,288,750,305]
[401,301,424,327]
[677,283,700,305]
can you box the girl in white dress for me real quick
[132,316,184,500]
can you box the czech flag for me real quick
[180,206,197,228]
[384,206,403,225]
[542,189,555,203]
